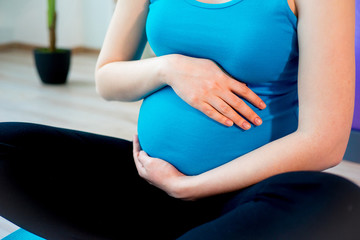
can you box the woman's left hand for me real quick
[133,135,193,200]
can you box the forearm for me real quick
[95,55,172,101]
[183,130,347,200]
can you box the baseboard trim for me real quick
[0,42,100,54]
[344,130,360,163]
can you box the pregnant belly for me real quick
[138,86,298,176]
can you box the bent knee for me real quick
[0,122,39,162]
[262,171,360,208]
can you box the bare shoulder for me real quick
[295,0,355,44]
[114,0,149,9]
[287,0,298,18]
[296,0,355,16]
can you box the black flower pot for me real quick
[33,48,71,84]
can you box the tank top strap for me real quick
[249,0,298,29]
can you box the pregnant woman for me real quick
[1,0,360,239]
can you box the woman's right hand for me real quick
[162,54,266,130]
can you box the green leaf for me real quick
[48,0,55,28]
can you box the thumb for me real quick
[138,150,151,165]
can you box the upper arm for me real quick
[296,0,355,158]
[96,0,149,70]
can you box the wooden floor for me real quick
[0,48,142,141]
[0,49,359,238]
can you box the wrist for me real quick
[158,54,183,86]
[171,175,202,201]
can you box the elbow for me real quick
[322,149,343,170]
[95,76,110,101]
[327,137,350,168]
[94,67,117,101]
[317,139,348,170]
[94,64,142,102]
[95,67,108,100]
[298,130,350,170]
[322,128,352,169]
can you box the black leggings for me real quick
[0,122,360,240]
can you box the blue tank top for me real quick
[138,0,299,175]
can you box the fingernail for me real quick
[259,101,266,109]
[242,122,251,130]
[255,117,262,126]
[225,119,234,127]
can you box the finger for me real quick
[136,151,155,184]
[139,151,156,171]
[133,135,147,176]
[221,93,263,127]
[133,134,141,153]
[133,152,144,174]
[138,150,150,164]
[208,97,251,130]
[134,154,148,179]
[231,81,266,110]
[199,102,234,127]
[132,135,141,160]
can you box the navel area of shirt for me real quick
[138,0,299,176]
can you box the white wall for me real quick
[81,0,114,49]
[0,0,115,49]
[0,0,18,44]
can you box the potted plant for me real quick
[33,0,71,84]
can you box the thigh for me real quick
[0,122,139,239]
[0,122,225,240]
[0,122,138,201]
[178,171,360,240]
